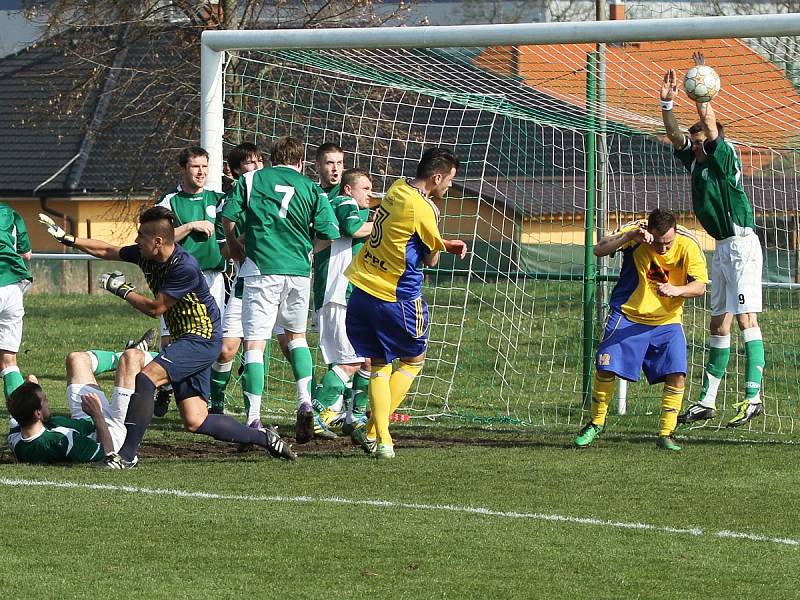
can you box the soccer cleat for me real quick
[248,418,265,432]
[313,414,338,440]
[153,387,171,418]
[677,403,717,424]
[726,401,764,428]
[264,427,296,461]
[656,435,682,452]
[320,407,345,429]
[376,443,395,459]
[574,422,603,448]
[351,425,377,455]
[294,407,314,444]
[341,412,368,436]
[125,328,158,353]
[100,452,138,469]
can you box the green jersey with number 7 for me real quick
[221,165,340,277]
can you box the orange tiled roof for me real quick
[473,39,800,152]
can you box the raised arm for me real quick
[38,213,121,260]
[660,68,686,149]
[594,224,650,258]
[692,52,719,142]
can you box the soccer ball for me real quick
[683,65,721,103]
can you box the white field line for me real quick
[1,477,797,548]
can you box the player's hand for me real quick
[38,213,76,246]
[189,220,214,237]
[692,51,705,66]
[657,282,681,297]
[627,224,653,245]
[81,393,104,418]
[25,374,39,384]
[444,239,468,259]
[99,271,135,299]
[661,69,679,101]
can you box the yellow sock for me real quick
[368,362,393,445]
[389,359,424,414]
[591,371,615,427]
[660,384,684,437]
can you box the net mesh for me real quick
[218,32,800,436]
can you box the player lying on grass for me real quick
[574,208,708,452]
[38,206,296,468]
[6,330,157,464]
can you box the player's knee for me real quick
[183,417,204,433]
[119,348,144,371]
[65,351,89,371]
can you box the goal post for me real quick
[201,14,800,436]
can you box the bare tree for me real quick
[17,1,411,199]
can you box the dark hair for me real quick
[139,206,176,242]
[227,142,262,177]
[178,145,209,168]
[648,208,677,235]
[341,168,371,191]
[270,137,304,167]
[316,142,344,162]
[688,121,725,138]
[415,147,459,179]
[7,381,46,426]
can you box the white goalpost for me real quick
[200,14,800,435]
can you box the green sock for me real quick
[89,350,121,374]
[288,339,313,408]
[314,366,348,410]
[210,360,233,412]
[352,368,370,414]
[699,335,730,407]
[743,328,765,402]
[242,350,265,420]
[1,366,24,399]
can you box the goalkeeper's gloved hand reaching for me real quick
[38,213,76,246]
[99,271,135,299]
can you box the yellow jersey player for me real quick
[345,147,468,459]
[575,208,708,452]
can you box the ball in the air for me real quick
[683,65,721,103]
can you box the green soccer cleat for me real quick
[351,425,377,456]
[656,435,682,452]
[574,422,603,448]
[376,443,395,459]
[726,401,764,428]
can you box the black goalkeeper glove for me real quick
[99,271,135,299]
[38,213,76,246]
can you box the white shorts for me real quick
[242,275,310,340]
[161,269,226,337]
[222,294,243,339]
[66,384,128,452]
[317,303,363,365]
[0,281,28,353]
[710,233,763,316]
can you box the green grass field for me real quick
[1,294,799,599]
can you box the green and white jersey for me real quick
[675,137,756,240]
[313,195,370,310]
[156,188,226,271]
[8,416,102,464]
[221,165,340,277]
[322,182,341,201]
[0,203,31,287]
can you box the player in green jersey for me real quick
[222,136,340,445]
[154,146,227,417]
[6,330,158,464]
[0,202,32,411]
[311,168,374,434]
[661,54,766,428]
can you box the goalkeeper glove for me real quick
[99,271,135,299]
[38,213,76,246]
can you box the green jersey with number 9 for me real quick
[221,165,340,277]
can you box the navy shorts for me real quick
[153,334,222,402]
[345,287,429,362]
[595,310,687,384]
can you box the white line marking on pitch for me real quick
[1,477,797,548]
